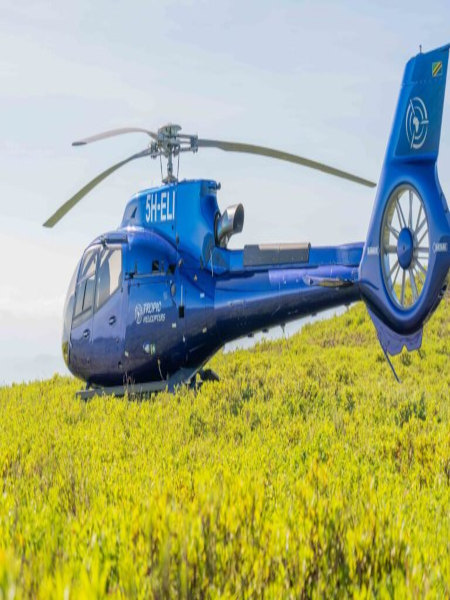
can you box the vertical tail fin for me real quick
[360,44,450,356]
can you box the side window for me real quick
[73,249,98,322]
[95,247,123,309]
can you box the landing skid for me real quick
[189,368,220,390]
[76,366,220,400]
[198,368,220,382]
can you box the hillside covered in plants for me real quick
[0,297,449,598]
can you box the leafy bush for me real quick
[0,297,448,597]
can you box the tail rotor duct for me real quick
[381,185,430,310]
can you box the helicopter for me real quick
[44,44,450,399]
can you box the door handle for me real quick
[83,329,90,339]
[109,316,116,326]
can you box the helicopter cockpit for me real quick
[62,242,124,373]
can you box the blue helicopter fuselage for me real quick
[63,179,362,386]
[58,45,450,393]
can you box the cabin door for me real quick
[89,244,126,384]
[124,273,178,380]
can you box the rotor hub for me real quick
[157,123,182,138]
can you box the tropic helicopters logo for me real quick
[135,303,144,325]
[134,301,165,325]
[405,97,429,150]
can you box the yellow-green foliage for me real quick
[0,298,449,598]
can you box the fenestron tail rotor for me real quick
[43,123,376,227]
[380,185,430,309]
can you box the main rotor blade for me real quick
[43,148,151,227]
[197,139,376,188]
[72,127,157,147]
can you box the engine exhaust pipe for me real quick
[215,203,244,247]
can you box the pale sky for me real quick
[1,0,449,384]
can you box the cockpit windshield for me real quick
[61,260,80,367]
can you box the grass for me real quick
[0,296,449,598]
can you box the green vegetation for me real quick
[0,297,449,598]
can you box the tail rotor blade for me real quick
[43,148,151,227]
[72,127,157,147]
[197,139,376,188]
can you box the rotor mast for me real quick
[151,123,198,183]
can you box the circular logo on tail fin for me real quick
[405,97,429,150]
